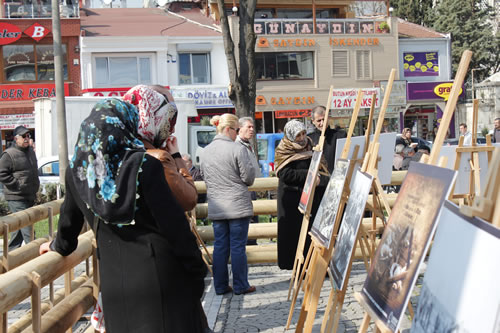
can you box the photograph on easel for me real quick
[298,150,323,213]
[330,170,373,291]
[310,159,349,248]
[360,163,456,331]
[411,201,500,333]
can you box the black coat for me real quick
[277,158,328,270]
[308,127,346,174]
[53,155,207,333]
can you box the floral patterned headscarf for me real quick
[70,98,146,225]
[123,85,178,147]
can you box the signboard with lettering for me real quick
[0,22,22,45]
[254,19,388,36]
[170,87,233,109]
[407,82,464,101]
[24,23,50,42]
[275,109,311,119]
[403,52,439,77]
[380,80,407,106]
[0,83,69,101]
[0,114,34,130]
[330,88,380,109]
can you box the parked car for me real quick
[256,133,284,177]
[38,155,61,185]
[443,136,487,146]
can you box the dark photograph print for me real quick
[311,159,349,248]
[360,162,456,332]
[330,170,373,291]
[411,201,500,333]
[298,150,323,213]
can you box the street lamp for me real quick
[471,68,483,100]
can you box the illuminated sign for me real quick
[0,114,34,130]
[0,23,22,45]
[403,52,439,77]
[255,95,315,106]
[257,37,316,48]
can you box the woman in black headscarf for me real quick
[39,98,207,333]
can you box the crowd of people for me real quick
[0,82,495,332]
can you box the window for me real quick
[2,44,67,82]
[94,55,152,87]
[179,53,210,85]
[332,50,349,77]
[355,50,371,80]
[255,52,314,80]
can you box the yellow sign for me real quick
[434,82,462,101]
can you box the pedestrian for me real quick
[0,126,39,250]
[39,98,207,333]
[200,113,256,296]
[275,120,328,270]
[393,144,405,171]
[236,117,261,246]
[308,106,346,174]
[492,117,500,143]
[459,123,472,145]
[123,84,198,212]
[401,146,417,170]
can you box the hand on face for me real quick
[165,136,179,154]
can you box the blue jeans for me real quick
[7,200,35,251]
[212,218,251,294]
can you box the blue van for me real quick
[256,133,284,177]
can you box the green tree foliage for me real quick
[391,0,434,27]
[433,0,499,80]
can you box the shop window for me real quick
[256,52,314,80]
[94,55,152,87]
[2,44,67,82]
[355,50,371,80]
[332,50,349,77]
[179,53,210,85]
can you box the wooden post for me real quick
[48,207,54,307]
[31,272,42,333]
[2,224,8,274]
[364,93,376,155]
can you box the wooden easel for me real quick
[287,85,334,301]
[286,89,371,331]
[187,208,213,273]
[355,50,473,333]
[449,100,495,205]
[294,69,398,332]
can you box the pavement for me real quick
[3,242,423,333]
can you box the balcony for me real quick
[2,2,79,19]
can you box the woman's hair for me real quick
[211,113,239,134]
[402,127,412,135]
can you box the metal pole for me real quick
[51,0,69,185]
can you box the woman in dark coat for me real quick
[40,98,207,333]
[275,120,328,270]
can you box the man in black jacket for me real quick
[308,106,346,174]
[0,126,39,250]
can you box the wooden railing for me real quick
[0,171,409,333]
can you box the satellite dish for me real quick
[157,0,167,6]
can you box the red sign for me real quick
[0,83,70,101]
[0,23,22,45]
[275,109,311,119]
[24,23,50,42]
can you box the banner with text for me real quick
[330,88,380,110]
[0,114,34,130]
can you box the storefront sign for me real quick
[0,114,34,130]
[407,81,464,101]
[380,80,407,106]
[82,87,129,97]
[257,37,316,48]
[254,20,389,36]
[24,23,50,42]
[171,87,233,109]
[329,37,379,47]
[0,23,22,45]
[331,88,380,109]
[403,52,439,77]
[0,83,69,101]
[275,109,311,119]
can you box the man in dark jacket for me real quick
[308,106,346,174]
[0,126,39,250]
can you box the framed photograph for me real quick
[298,150,323,213]
[411,201,500,333]
[335,133,396,185]
[359,162,456,332]
[330,170,373,291]
[310,159,350,248]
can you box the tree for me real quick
[391,0,434,27]
[216,0,257,119]
[433,0,499,81]
[349,1,387,17]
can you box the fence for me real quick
[0,171,408,333]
